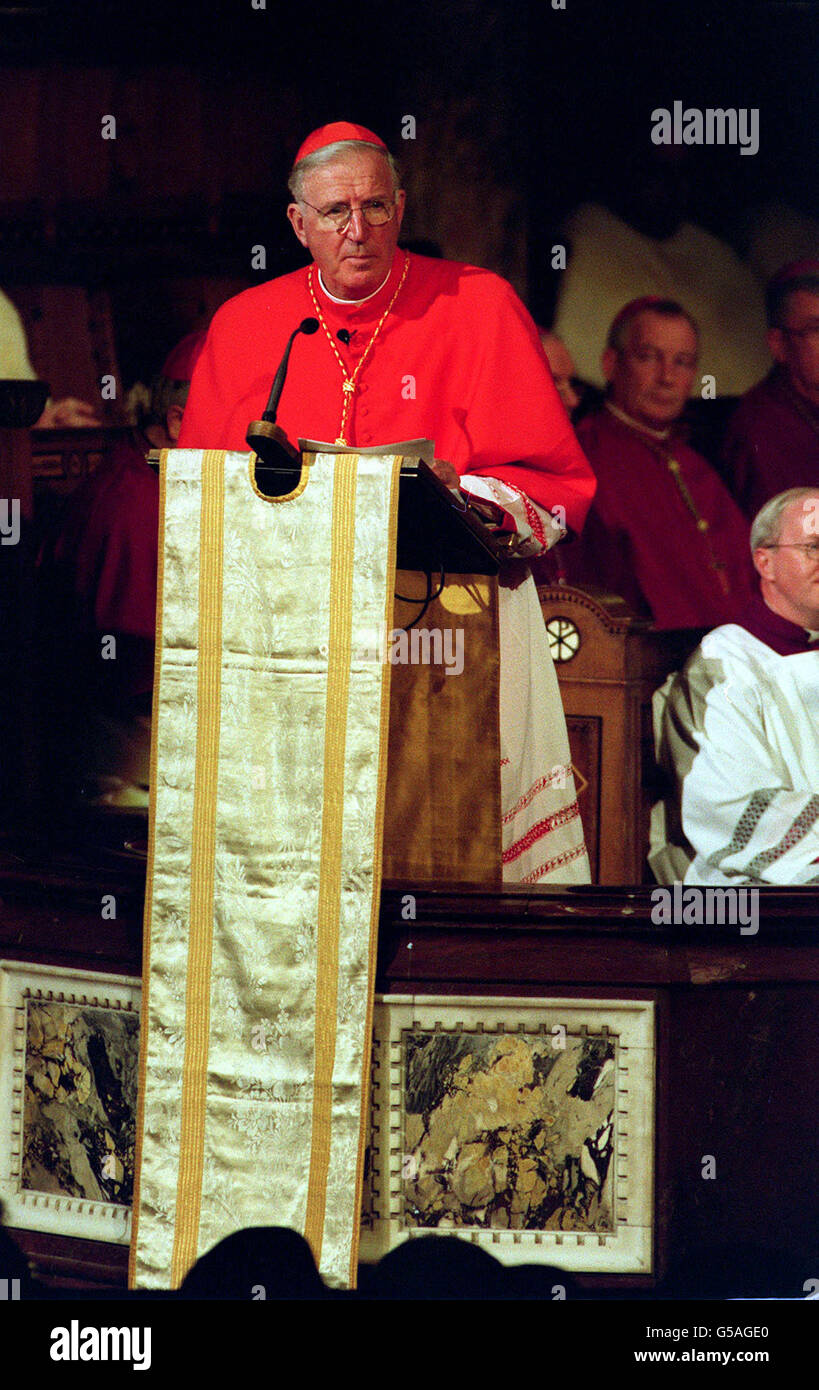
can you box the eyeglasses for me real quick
[763,541,819,558]
[299,198,396,232]
[619,347,698,371]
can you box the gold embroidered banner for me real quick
[130,448,401,1290]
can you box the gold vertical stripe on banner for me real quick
[170,450,225,1287]
[303,453,358,1265]
[347,455,403,1284]
[129,452,170,1290]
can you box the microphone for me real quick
[261,317,319,424]
[246,318,319,497]
[337,329,352,345]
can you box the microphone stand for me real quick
[246,317,319,496]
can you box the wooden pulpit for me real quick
[380,460,505,885]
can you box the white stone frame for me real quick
[361,994,655,1274]
[0,960,141,1245]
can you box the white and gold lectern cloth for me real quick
[130,448,401,1291]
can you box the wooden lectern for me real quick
[382,459,504,886]
[248,442,507,888]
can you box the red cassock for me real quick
[721,367,819,519]
[544,406,756,630]
[178,250,596,536]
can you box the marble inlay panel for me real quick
[0,961,141,1244]
[23,1001,139,1204]
[362,994,655,1274]
[403,1030,615,1233]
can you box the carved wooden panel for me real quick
[565,714,601,883]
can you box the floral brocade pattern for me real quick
[134,449,401,1290]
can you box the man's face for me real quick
[768,289,819,406]
[754,493,819,629]
[602,311,698,429]
[540,332,580,415]
[287,149,405,301]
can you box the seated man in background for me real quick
[722,261,819,519]
[541,297,755,629]
[40,331,204,809]
[552,149,771,399]
[535,331,592,585]
[651,487,819,885]
[538,329,581,418]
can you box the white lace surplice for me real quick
[461,475,591,885]
[652,624,819,885]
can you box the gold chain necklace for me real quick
[606,407,732,595]
[308,253,410,445]
[644,435,731,596]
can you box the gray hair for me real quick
[750,486,819,551]
[288,140,401,201]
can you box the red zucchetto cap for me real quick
[768,259,819,287]
[293,121,388,165]
[161,330,206,382]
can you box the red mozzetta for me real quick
[178,250,596,537]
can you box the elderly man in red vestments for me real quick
[179,121,597,883]
[537,297,755,629]
[722,261,819,519]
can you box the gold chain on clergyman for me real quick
[607,407,733,596]
[308,253,410,446]
[645,436,732,595]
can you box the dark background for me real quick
[0,0,816,378]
